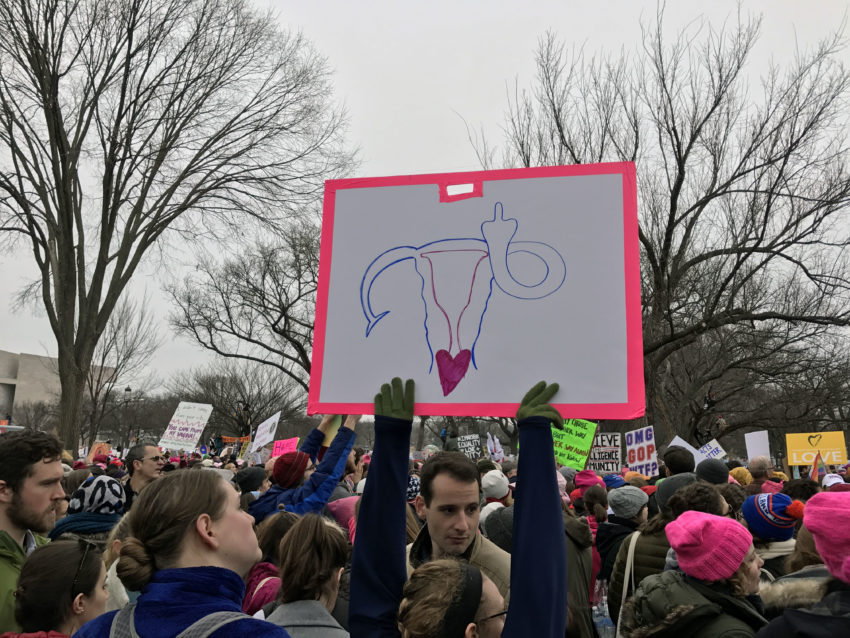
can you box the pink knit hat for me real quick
[803,492,850,583]
[666,511,753,582]
[574,469,605,496]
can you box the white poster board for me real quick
[586,432,622,474]
[251,411,281,452]
[668,435,727,465]
[745,430,771,460]
[309,165,644,419]
[158,402,213,452]
[625,425,658,476]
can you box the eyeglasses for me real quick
[475,608,508,624]
[145,456,163,462]
[70,541,95,594]
[306,463,318,471]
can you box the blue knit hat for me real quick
[603,474,626,489]
[741,493,805,542]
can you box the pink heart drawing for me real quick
[435,349,472,396]
[807,434,823,448]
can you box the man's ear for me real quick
[0,480,13,505]
[464,622,479,638]
[414,494,427,519]
[194,513,218,550]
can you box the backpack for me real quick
[108,603,246,638]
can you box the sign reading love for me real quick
[786,431,847,466]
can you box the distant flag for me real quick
[809,450,828,481]
[486,432,495,458]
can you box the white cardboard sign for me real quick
[158,402,214,452]
[251,411,281,452]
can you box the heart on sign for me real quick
[807,434,823,448]
[435,349,472,396]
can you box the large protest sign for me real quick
[309,164,644,420]
[786,431,848,466]
[552,419,598,470]
[625,425,657,476]
[587,432,622,474]
[251,411,281,452]
[158,402,213,452]
[745,430,771,460]
[457,434,482,460]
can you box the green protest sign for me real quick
[552,419,598,470]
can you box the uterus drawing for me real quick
[360,202,566,396]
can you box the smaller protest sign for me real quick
[271,437,300,457]
[552,419,598,470]
[625,425,658,476]
[586,432,622,474]
[785,431,848,466]
[457,434,481,460]
[159,402,214,452]
[668,435,726,465]
[251,411,281,452]
[744,431,770,460]
[697,438,726,461]
[86,441,110,464]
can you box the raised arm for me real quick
[503,381,568,638]
[350,378,415,638]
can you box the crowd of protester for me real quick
[0,382,848,637]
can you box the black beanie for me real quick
[484,504,514,553]
[234,466,266,493]
[696,459,729,485]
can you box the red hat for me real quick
[73,460,87,470]
[273,451,311,488]
[640,485,658,497]
[93,454,109,465]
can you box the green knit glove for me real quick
[516,381,564,429]
[374,377,415,421]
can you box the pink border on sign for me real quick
[308,163,645,419]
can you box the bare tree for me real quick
[475,10,850,437]
[12,401,58,432]
[169,358,303,439]
[0,0,352,446]
[168,220,319,393]
[80,295,161,446]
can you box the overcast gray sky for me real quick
[1,0,847,388]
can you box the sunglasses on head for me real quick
[71,540,96,595]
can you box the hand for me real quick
[317,414,336,433]
[374,377,415,421]
[342,414,362,431]
[516,381,563,429]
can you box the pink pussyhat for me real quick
[804,492,850,583]
[666,511,753,582]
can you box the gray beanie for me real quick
[558,466,577,483]
[656,472,698,512]
[608,485,649,519]
[696,459,729,485]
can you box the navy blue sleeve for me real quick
[502,416,567,638]
[298,427,326,462]
[349,414,411,638]
[287,426,356,515]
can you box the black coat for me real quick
[756,579,850,637]
[596,515,639,582]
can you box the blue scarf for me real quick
[48,511,121,540]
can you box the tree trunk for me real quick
[57,361,88,450]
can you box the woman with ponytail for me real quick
[74,469,290,637]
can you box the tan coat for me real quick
[407,526,512,600]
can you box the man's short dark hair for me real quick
[501,460,517,476]
[420,452,480,506]
[125,444,152,476]
[0,429,63,492]
[663,446,695,474]
[476,459,498,475]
